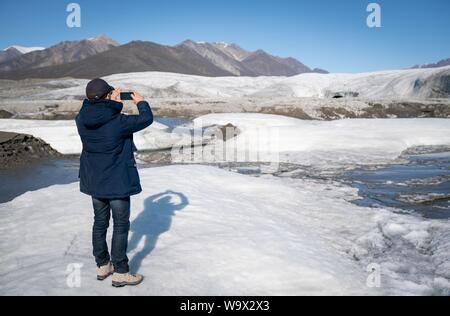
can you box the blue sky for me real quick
[0,0,449,73]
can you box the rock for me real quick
[0,109,13,118]
[319,107,357,120]
[0,132,61,169]
[361,101,450,119]
[217,123,240,141]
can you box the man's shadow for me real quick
[128,190,189,272]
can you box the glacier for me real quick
[27,66,450,100]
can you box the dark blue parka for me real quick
[75,99,153,199]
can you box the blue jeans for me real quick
[92,197,130,273]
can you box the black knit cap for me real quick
[86,78,115,100]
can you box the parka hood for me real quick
[77,99,123,128]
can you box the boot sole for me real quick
[112,278,144,288]
[97,272,113,281]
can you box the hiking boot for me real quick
[112,272,144,287]
[96,262,114,280]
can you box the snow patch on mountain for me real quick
[4,45,45,54]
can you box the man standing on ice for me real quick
[76,78,153,287]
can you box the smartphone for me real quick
[120,92,134,101]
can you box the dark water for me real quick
[0,159,80,203]
[345,151,450,219]
[154,117,192,131]
[2,153,449,220]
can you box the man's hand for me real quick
[131,91,144,105]
[110,88,121,101]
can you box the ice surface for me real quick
[0,165,448,295]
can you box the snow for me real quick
[193,114,450,166]
[4,45,45,54]
[1,164,449,295]
[30,66,450,100]
[255,68,445,99]
[214,42,229,47]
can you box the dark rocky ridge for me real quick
[0,35,119,73]
[0,132,61,169]
[0,47,23,64]
[0,109,13,118]
[2,98,449,121]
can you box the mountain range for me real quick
[0,46,46,64]
[0,35,119,73]
[2,35,447,80]
[412,58,450,69]
[0,35,327,79]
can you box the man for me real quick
[75,78,153,287]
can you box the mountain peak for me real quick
[3,47,20,53]
[179,39,196,45]
[87,35,119,46]
[253,49,268,55]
